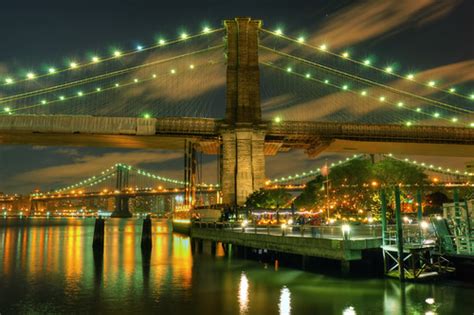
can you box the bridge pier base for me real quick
[111,196,132,218]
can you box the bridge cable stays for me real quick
[5,59,224,114]
[259,45,473,116]
[260,61,471,127]
[0,44,225,106]
[262,28,474,101]
[0,27,224,87]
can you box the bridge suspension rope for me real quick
[0,44,224,105]
[0,27,224,88]
[260,61,465,126]
[261,28,474,102]
[259,45,473,116]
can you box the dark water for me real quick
[0,218,473,314]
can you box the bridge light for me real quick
[363,59,371,66]
[77,91,83,96]
[59,96,65,101]
[189,64,195,69]
[451,117,458,122]
[92,56,100,63]
[385,66,393,73]
[360,90,367,96]
[342,51,349,58]
[143,113,151,119]
[170,69,176,74]
[449,87,456,93]
[26,72,36,79]
[115,83,120,87]
[136,45,143,51]
[48,67,56,74]
[416,107,421,112]
[470,94,474,100]
[4,107,11,112]
[4,77,13,84]
[69,62,78,69]
[297,36,305,43]
[180,32,188,40]
[433,112,440,118]
[379,96,386,102]
[202,26,211,33]
[397,102,403,107]
[319,44,327,51]
[274,116,282,123]
[342,85,348,90]
[41,100,47,105]
[96,87,101,92]
[113,50,122,57]
[428,81,436,87]
[324,79,329,84]
[275,28,283,36]
[406,73,414,80]
[134,78,139,83]
[152,74,157,78]
[470,122,474,127]
[406,121,412,127]
[159,38,166,45]
[286,67,292,72]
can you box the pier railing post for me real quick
[395,186,405,281]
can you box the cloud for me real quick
[308,0,460,49]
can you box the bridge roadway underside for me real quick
[0,115,473,157]
[191,227,382,261]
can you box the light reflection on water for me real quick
[0,218,473,314]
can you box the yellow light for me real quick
[96,87,101,92]
[363,59,371,66]
[275,28,283,36]
[180,32,188,40]
[361,91,367,96]
[159,39,165,45]
[189,64,195,69]
[449,87,456,93]
[5,77,13,84]
[115,83,119,87]
[41,100,47,104]
[297,36,305,43]
[92,56,100,63]
[274,116,282,123]
[286,67,292,72]
[342,85,348,90]
[379,96,386,102]
[202,26,211,33]
[407,74,414,80]
[4,107,11,112]
[59,96,65,100]
[397,102,404,107]
[428,81,436,87]
[305,73,311,78]
[170,69,176,74]
[48,67,56,74]
[134,78,138,83]
[451,117,458,122]
[406,121,412,126]
[342,52,349,58]
[113,50,121,57]
[26,72,36,79]
[319,44,327,51]
[385,66,393,73]
[69,62,78,69]
[77,91,83,96]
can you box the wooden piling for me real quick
[92,217,105,251]
[141,215,152,251]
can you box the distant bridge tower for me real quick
[111,164,132,218]
[220,17,266,206]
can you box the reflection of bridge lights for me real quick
[279,286,291,315]
[238,272,249,314]
[343,306,356,315]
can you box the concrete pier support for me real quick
[111,196,132,218]
[221,130,265,205]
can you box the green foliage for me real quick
[245,188,292,209]
[294,157,428,217]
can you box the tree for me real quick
[293,157,428,220]
[245,189,292,209]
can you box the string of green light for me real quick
[260,61,469,127]
[259,45,473,116]
[4,59,223,114]
[1,27,224,87]
[262,28,474,102]
[0,44,224,105]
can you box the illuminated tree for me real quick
[245,189,292,209]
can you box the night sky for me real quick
[0,0,473,194]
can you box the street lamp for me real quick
[341,224,351,240]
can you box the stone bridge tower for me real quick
[220,17,266,206]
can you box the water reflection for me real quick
[0,218,473,314]
[279,286,291,315]
[239,272,249,314]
